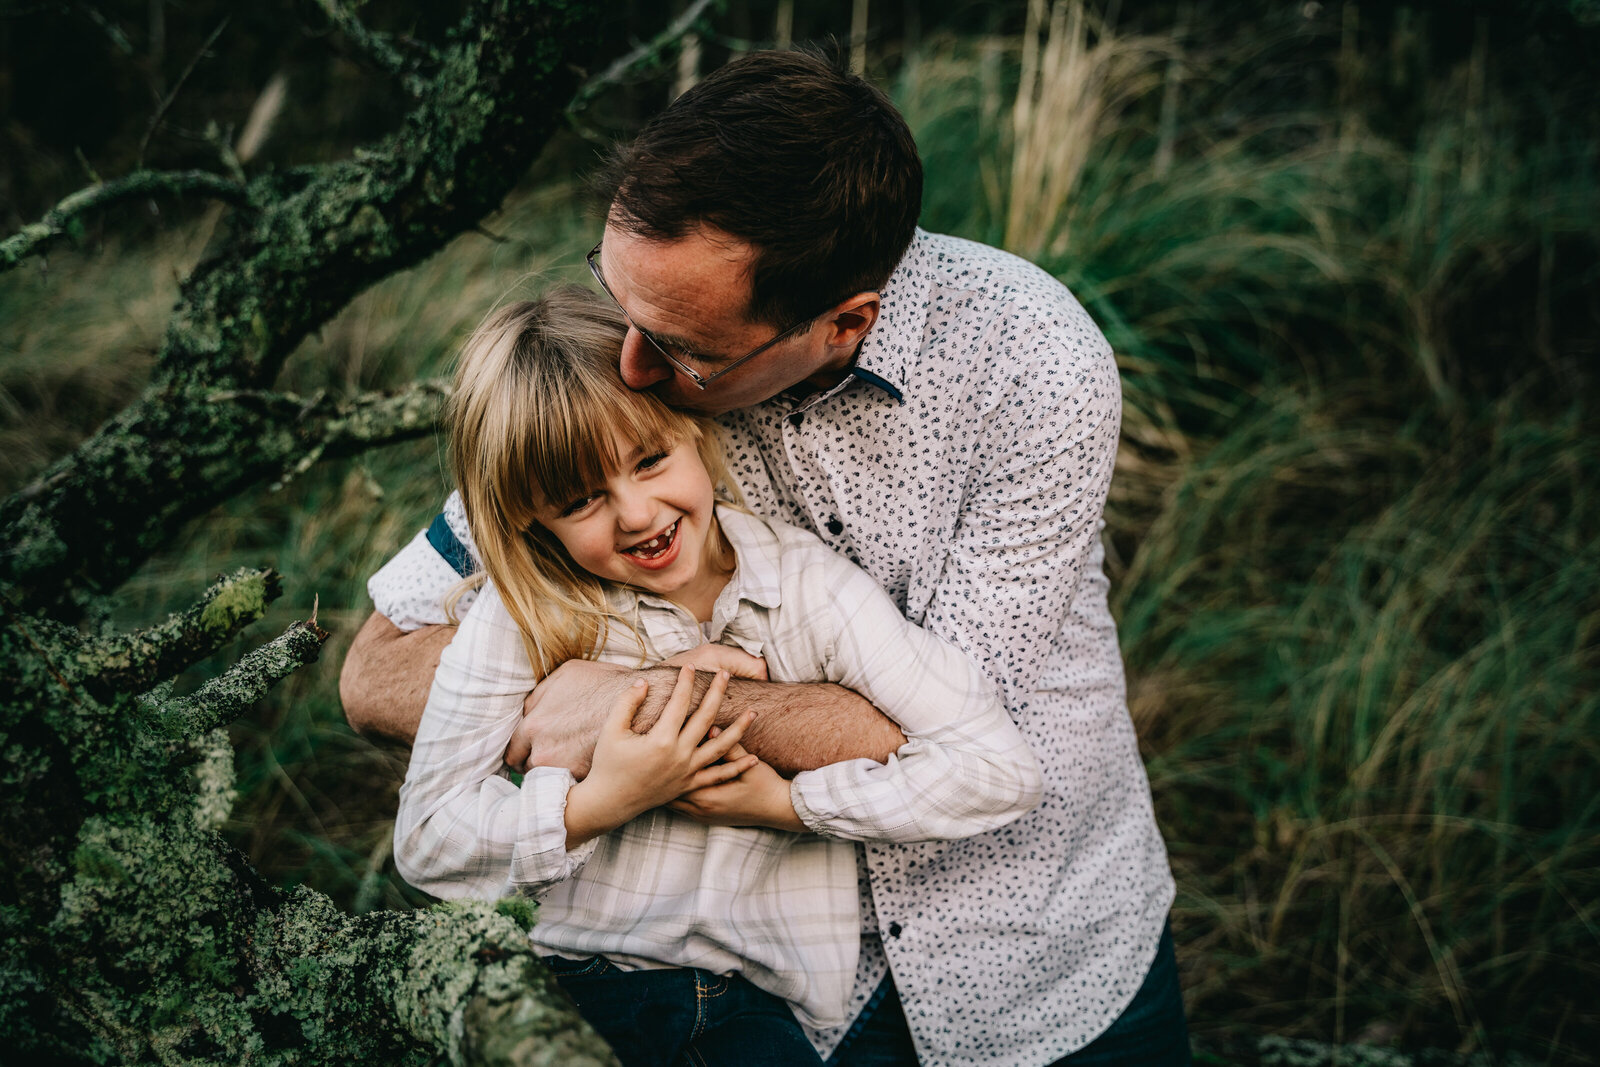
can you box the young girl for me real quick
[393,287,1043,1066]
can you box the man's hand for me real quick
[668,731,805,832]
[506,658,642,777]
[505,647,766,775]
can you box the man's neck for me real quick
[790,341,866,398]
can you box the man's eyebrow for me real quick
[643,323,732,361]
[645,326,730,363]
[647,327,707,353]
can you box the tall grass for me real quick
[898,8,1598,1059]
[3,8,1597,1062]
[1003,0,1170,259]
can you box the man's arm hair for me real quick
[339,611,454,746]
[341,610,905,771]
[505,658,905,777]
[727,676,905,774]
[350,498,903,763]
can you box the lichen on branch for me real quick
[159,614,329,739]
[78,566,282,700]
[1,0,602,615]
[0,0,621,1061]
[0,169,249,273]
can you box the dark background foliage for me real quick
[3,1,1597,1062]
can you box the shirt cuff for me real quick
[367,527,478,631]
[511,767,600,892]
[789,770,849,838]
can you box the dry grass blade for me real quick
[1004,0,1171,259]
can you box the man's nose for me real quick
[618,328,675,390]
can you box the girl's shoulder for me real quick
[715,505,878,609]
[715,503,823,552]
[715,505,830,574]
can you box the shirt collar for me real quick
[847,227,933,402]
[707,505,783,612]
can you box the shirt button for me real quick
[887,922,902,939]
[826,517,844,535]
[787,412,804,428]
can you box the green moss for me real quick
[495,898,538,933]
[1,2,616,1061]
[198,572,269,634]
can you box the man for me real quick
[342,50,1185,1067]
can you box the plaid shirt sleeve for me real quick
[393,581,598,900]
[787,550,1044,842]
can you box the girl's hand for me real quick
[563,667,756,848]
[659,643,768,680]
[668,733,805,832]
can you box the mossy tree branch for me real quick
[160,614,329,738]
[568,0,720,113]
[1,380,450,616]
[0,169,249,273]
[1,0,603,618]
[313,0,440,93]
[1,498,616,1064]
[0,1,624,1061]
[153,0,599,391]
[78,566,282,701]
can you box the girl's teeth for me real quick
[627,521,677,556]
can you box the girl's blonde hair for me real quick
[446,285,740,678]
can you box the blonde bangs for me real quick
[520,367,697,515]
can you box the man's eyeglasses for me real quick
[586,240,819,390]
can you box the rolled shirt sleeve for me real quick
[367,491,480,631]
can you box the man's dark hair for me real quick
[596,49,923,328]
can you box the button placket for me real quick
[780,407,839,541]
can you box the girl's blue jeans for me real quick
[542,953,824,1067]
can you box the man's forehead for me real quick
[599,223,760,337]
[601,220,754,276]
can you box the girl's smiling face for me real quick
[533,432,731,619]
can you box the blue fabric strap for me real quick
[425,512,475,578]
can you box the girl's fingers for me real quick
[603,679,650,737]
[681,670,729,743]
[650,665,699,735]
[694,709,754,767]
[688,754,759,791]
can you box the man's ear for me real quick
[820,292,881,352]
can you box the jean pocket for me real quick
[541,953,611,978]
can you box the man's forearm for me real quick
[511,658,904,777]
[585,666,905,777]
[339,611,455,746]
